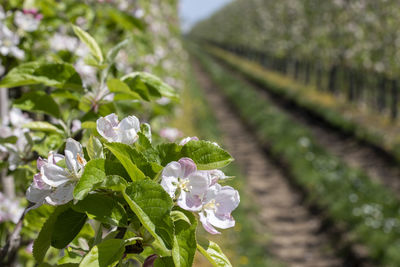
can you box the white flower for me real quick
[161,158,211,211]
[6,128,31,171]
[26,138,86,207]
[96,113,140,144]
[159,127,182,142]
[179,136,199,146]
[49,33,79,52]
[0,23,24,59]
[199,184,240,235]
[14,10,42,32]
[0,192,24,224]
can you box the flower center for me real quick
[178,179,189,191]
[203,199,219,211]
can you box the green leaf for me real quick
[105,143,160,181]
[51,208,87,249]
[122,72,178,101]
[154,257,174,266]
[33,205,68,263]
[0,62,83,90]
[122,180,174,254]
[106,78,142,100]
[73,193,127,226]
[87,136,103,160]
[197,241,232,267]
[182,141,233,170]
[79,239,125,267]
[72,25,104,63]
[172,209,197,267]
[92,175,128,192]
[107,8,145,31]
[73,159,128,200]
[156,143,183,166]
[23,121,64,135]
[170,210,191,225]
[14,91,61,118]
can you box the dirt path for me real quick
[216,57,400,198]
[192,61,346,267]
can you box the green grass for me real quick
[191,44,400,266]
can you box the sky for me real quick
[179,0,232,33]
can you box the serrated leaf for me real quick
[172,209,197,267]
[72,193,127,226]
[122,72,178,101]
[122,180,174,254]
[156,143,183,166]
[170,210,191,225]
[73,159,127,200]
[33,205,69,263]
[79,239,125,267]
[23,121,64,135]
[0,62,83,90]
[105,143,161,181]
[87,135,103,160]
[51,208,87,249]
[72,25,104,63]
[13,91,61,118]
[182,141,233,170]
[197,241,232,267]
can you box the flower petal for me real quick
[65,138,84,174]
[177,190,203,212]
[162,161,184,178]
[26,183,51,204]
[199,212,220,235]
[41,163,69,187]
[178,157,197,177]
[187,171,210,196]
[45,182,74,205]
[160,175,178,198]
[96,116,118,142]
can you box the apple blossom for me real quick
[0,23,24,59]
[26,138,86,207]
[14,9,42,32]
[96,113,140,144]
[199,184,240,235]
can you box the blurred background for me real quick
[182,0,400,266]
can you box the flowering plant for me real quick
[0,1,239,265]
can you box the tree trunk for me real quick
[328,65,338,93]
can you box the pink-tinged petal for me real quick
[159,127,182,142]
[179,136,199,146]
[65,138,84,174]
[205,209,235,230]
[41,164,69,187]
[26,183,51,204]
[143,254,158,267]
[178,157,197,177]
[162,161,184,178]
[187,171,210,196]
[177,190,203,212]
[199,212,220,235]
[48,152,64,165]
[96,116,118,142]
[36,157,46,170]
[160,175,178,198]
[33,173,50,190]
[45,182,74,205]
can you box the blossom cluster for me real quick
[161,158,240,234]
[26,138,86,208]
